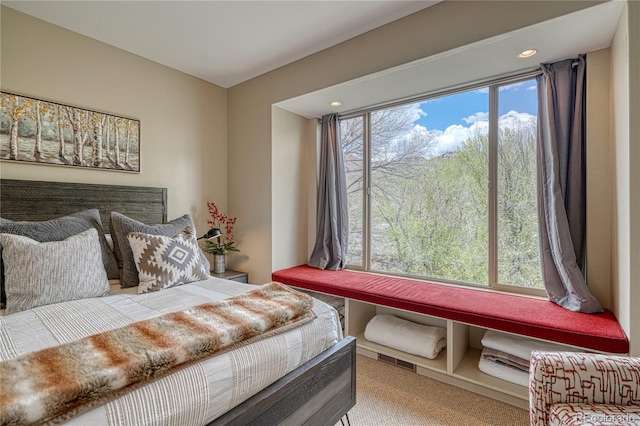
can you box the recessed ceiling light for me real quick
[330,101,342,107]
[518,49,538,59]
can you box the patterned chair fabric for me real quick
[529,351,640,426]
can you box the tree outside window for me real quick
[341,78,543,292]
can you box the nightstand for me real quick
[211,269,249,283]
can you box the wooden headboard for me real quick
[0,179,167,227]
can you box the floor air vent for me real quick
[377,354,416,372]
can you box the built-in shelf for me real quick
[452,347,528,400]
[343,298,591,407]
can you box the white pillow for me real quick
[0,228,109,314]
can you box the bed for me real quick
[0,178,356,426]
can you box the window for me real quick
[341,76,543,293]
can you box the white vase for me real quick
[213,254,225,274]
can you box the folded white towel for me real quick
[477,354,529,387]
[481,329,576,361]
[364,314,446,359]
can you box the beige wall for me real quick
[229,0,604,284]
[611,1,640,356]
[270,106,311,272]
[0,6,227,233]
[586,49,612,309]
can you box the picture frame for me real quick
[0,92,140,172]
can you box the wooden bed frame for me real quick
[0,178,356,426]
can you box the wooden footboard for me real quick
[209,336,356,426]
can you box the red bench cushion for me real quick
[272,265,629,354]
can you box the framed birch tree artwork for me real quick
[0,92,140,172]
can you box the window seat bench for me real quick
[273,265,629,407]
[272,265,628,354]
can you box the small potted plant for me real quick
[201,201,239,274]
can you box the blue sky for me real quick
[416,79,537,131]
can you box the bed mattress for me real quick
[0,277,343,425]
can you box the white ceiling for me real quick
[4,1,624,119]
[3,0,438,88]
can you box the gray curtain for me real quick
[537,55,602,313]
[308,113,349,270]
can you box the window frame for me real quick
[341,71,546,297]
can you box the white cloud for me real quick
[392,110,536,159]
[431,125,470,155]
[400,102,426,122]
[462,111,488,124]
[409,124,431,140]
[498,110,536,128]
[425,111,533,156]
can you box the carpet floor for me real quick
[339,354,529,426]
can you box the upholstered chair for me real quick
[529,351,640,426]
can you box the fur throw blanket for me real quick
[0,282,314,426]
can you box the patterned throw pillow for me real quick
[0,209,118,308]
[0,228,110,314]
[109,212,210,288]
[127,226,210,294]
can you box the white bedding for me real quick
[0,277,343,425]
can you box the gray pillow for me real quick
[0,209,118,308]
[0,228,110,314]
[109,212,210,288]
[127,225,210,294]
